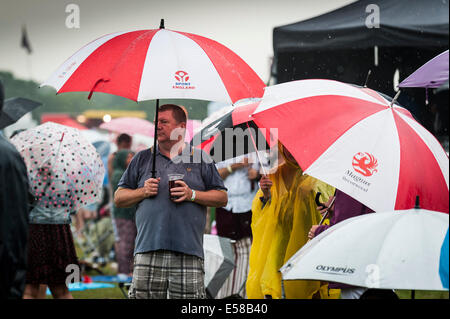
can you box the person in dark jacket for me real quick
[0,80,30,299]
[308,189,374,299]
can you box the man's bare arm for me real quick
[114,187,147,208]
[114,178,160,208]
[192,189,228,208]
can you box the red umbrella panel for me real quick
[99,117,155,137]
[252,79,449,213]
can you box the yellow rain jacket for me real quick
[247,160,339,299]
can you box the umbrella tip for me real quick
[159,19,165,29]
[363,69,372,88]
[390,90,401,108]
[415,196,420,209]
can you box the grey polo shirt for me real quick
[117,143,227,259]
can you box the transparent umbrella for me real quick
[11,122,105,213]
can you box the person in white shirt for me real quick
[214,153,261,298]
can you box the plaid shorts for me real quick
[128,250,206,299]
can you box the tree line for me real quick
[0,71,209,124]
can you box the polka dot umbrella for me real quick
[11,122,105,214]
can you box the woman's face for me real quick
[282,146,297,165]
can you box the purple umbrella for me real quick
[399,50,449,88]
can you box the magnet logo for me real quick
[352,152,378,177]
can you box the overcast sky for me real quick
[0,0,355,83]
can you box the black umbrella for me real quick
[191,100,274,164]
[0,97,42,129]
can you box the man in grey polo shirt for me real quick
[114,104,227,299]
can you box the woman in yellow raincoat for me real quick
[247,143,339,299]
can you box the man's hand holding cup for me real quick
[170,180,193,203]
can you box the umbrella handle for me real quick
[306,195,336,242]
[315,192,327,210]
[88,78,109,100]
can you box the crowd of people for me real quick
[0,85,398,299]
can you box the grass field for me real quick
[67,288,448,299]
[52,261,449,300]
[64,287,449,299]
[56,241,448,300]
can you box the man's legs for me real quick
[129,250,205,299]
[128,251,169,299]
[167,252,206,299]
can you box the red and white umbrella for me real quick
[99,117,155,137]
[252,79,449,213]
[99,117,200,142]
[185,119,202,143]
[41,20,265,177]
[40,24,264,104]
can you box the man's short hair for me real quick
[159,104,187,124]
[117,133,132,145]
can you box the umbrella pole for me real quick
[281,278,286,299]
[363,69,372,88]
[318,196,336,226]
[151,99,159,178]
[245,122,268,176]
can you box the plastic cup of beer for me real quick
[168,173,184,200]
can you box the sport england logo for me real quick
[352,152,378,177]
[175,70,189,82]
[173,70,195,90]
